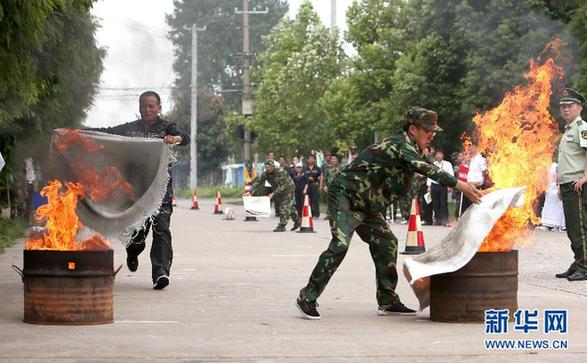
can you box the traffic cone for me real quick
[190,190,199,210]
[213,191,224,214]
[297,194,316,233]
[401,198,425,254]
[172,194,177,207]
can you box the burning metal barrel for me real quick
[430,250,518,322]
[13,249,119,325]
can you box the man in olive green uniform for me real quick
[556,88,587,281]
[250,160,301,232]
[296,106,482,320]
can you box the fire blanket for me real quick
[49,129,172,242]
[403,187,527,311]
[242,196,271,218]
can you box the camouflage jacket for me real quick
[333,131,458,213]
[251,167,295,198]
[323,165,341,187]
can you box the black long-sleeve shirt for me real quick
[89,118,190,201]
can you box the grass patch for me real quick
[176,186,245,199]
[0,219,27,253]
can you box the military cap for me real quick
[264,159,275,167]
[560,88,585,105]
[407,106,443,132]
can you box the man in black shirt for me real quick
[304,154,321,218]
[92,91,189,290]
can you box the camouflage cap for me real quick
[407,106,443,132]
[264,159,275,167]
[560,88,585,105]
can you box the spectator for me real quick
[455,150,471,218]
[539,161,565,231]
[426,149,454,225]
[291,162,307,218]
[304,154,321,218]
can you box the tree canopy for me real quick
[0,0,103,179]
[166,0,287,182]
[247,0,585,157]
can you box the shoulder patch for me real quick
[580,122,587,148]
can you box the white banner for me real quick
[403,187,527,311]
[242,196,271,218]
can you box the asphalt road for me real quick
[0,197,585,362]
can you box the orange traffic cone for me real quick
[172,194,177,206]
[213,191,224,214]
[190,190,199,210]
[297,194,316,233]
[401,198,425,254]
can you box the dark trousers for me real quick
[560,183,587,272]
[127,201,173,282]
[421,194,433,224]
[431,183,449,225]
[307,182,320,218]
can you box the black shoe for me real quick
[556,266,577,278]
[153,275,169,290]
[273,225,286,232]
[127,255,138,272]
[567,270,587,281]
[377,302,416,316]
[290,222,301,231]
[296,298,320,320]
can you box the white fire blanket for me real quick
[402,187,526,311]
[242,196,271,218]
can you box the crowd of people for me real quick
[246,150,343,231]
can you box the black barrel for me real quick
[430,250,518,322]
[20,249,115,325]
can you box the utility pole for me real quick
[190,24,206,190]
[236,1,268,163]
[331,0,336,28]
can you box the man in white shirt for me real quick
[462,146,488,212]
[426,149,454,225]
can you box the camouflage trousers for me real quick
[299,185,400,305]
[275,194,300,228]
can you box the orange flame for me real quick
[54,129,134,202]
[25,180,110,250]
[474,45,563,252]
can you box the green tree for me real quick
[341,0,566,154]
[166,0,287,181]
[0,0,103,207]
[250,1,345,156]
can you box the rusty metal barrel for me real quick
[430,250,518,322]
[14,249,117,325]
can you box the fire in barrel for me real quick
[430,41,563,322]
[14,130,132,325]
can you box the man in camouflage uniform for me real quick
[296,106,482,319]
[320,154,341,220]
[250,160,301,232]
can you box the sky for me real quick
[85,0,354,128]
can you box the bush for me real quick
[0,219,26,252]
[176,185,245,199]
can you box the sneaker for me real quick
[153,275,169,290]
[273,225,286,232]
[290,222,301,231]
[400,219,408,225]
[126,255,138,272]
[377,302,416,316]
[296,298,320,320]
